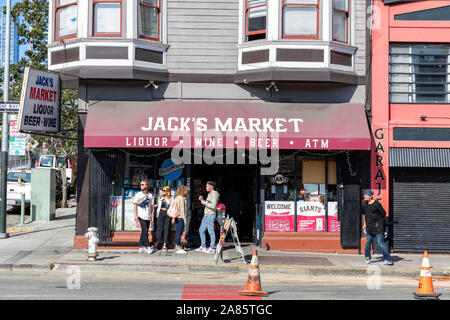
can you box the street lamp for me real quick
[0,0,11,239]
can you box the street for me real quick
[0,269,448,300]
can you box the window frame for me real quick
[138,0,161,42]
[389,43,450,104]
[93,0,123,37]
[245,0,267,40]
[55,0,78,41]
[281,0,320,40]
[332,0,350,44]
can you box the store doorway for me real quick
[190,164,258,246]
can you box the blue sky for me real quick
[1,0,32,59]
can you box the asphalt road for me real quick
[0,270,448,301]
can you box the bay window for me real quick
[93,0,122,37]
[55,0,77,41]
[245,0,267,41]
[282,0,319,39]
[332,0,349,43]
[139,0,160,41]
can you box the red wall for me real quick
[371,0,450,213]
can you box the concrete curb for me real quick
[43,262,450,279]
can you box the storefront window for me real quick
[264,154,340,233]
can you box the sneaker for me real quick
[383,260,394,266]
[162,246,168,252]
[365,257,371,264]
[139,247,146,253]
[176,249,187,254]
[149,246,158,254]
[205,248,216,254]
[195,246,206,253]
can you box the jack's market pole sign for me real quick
[18,67,61,134]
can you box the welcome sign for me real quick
[18,67,61,133]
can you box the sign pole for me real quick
[0,0,11,239]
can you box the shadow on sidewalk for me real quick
[8,224,75,238]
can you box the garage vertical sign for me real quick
[371,124,389,214]
[18,67,61,133]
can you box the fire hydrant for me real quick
[85,227,99,261]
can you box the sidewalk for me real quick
[1,205,449,279]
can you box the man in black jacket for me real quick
[362,190,394,265]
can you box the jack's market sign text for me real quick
[124,116,330,149]
[18,67,60,133]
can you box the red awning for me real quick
[84,101,371,150]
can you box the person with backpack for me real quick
[195,181,220,254]
[362,190,394,265]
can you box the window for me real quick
[55,0,77,40]
[93,0,122,37]
[245,0,267,41]
[263,152,339,233]
[332,0,349,43]
[7,172,31,183]
[139,0,160,41]
[282,0,319,39]
[390,44,450,104]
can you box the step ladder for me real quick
[214,216,247,264]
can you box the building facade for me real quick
[371,0,450,253]
[48,0,373,253]
[0,5,20,68]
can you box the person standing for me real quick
[362,190,394,265]
[152,186,173,253]
[171,185,188,254]
[133,179,154,254]
[195,181,220,254]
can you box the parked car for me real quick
[6,170,31,209]
[37,154,76,194]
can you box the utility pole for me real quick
[0,0,11,239]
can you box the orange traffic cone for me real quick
[414,251,441,300]
[239,249,268,297]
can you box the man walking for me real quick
[362,190,394,265]
[196,181,220,254]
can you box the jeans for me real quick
[199,215,216,249]
[156,213,171,244]
[138,217,150,247]
[365,232,392,262]
[174,218,185,247]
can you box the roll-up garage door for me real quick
[390,168,450,253]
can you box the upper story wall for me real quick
[371,0,450,149]
[47,0,369,85]
[166,0,239,74]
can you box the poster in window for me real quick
[264,201,295,232]
[297,200,325,232]
[327,201,340,232]
[296,201,341,232]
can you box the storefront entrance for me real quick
[190,164,259,245]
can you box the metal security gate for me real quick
[89,151,124,242]
[391,168,450,253]
[338,184,361,248]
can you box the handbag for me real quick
[167,199,180,218]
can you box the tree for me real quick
[2,0,78,207]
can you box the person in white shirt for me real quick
[133,179,154,254]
